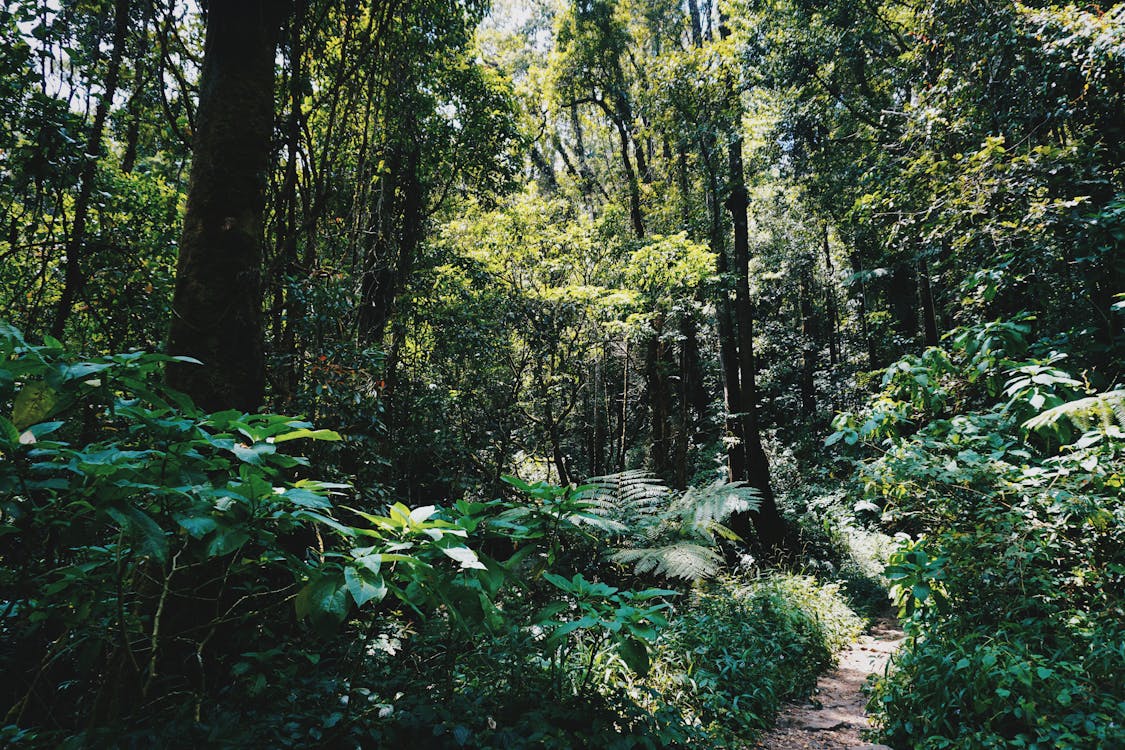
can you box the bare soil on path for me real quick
[753,618,904,750]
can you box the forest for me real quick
[0,0,1122,747]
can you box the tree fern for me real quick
[580,472,761,581]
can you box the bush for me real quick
[0,324,347,742]
[648,573,863,745]
[833,320,1125,748]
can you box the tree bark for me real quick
[166,0,286,411]
[645,318,674,482]
[358,141,424,344]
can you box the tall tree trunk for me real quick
[720,40,786,548]
[799,257,817,418]
[645,318,673,482]
[677,312,709,488]
[823,225,840,366]
[686,0,704,47]
[709,176,746,482]
[618,338,629,471]
[120,4,152,176]
[166,0,286,411]
[889,261,919,347]
[592,348,606,475]
[612,118,645,239]
[358,143,424,344]
[851,247,876,370]
[275,0,306,410]
[51,0,131,339]
[677,141,691,231]
[919,256,940,348]
[681,313,710,422]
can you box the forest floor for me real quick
[753,617,904,750]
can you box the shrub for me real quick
[648,573,863,745]
[833,319,1125,748]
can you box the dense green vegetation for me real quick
[1,0,1121,747]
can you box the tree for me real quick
[165,0,288,411]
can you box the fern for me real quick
[669,481,760,539]
[1024,389,1125,433]
[578,470,670,522]
[609,543,724,581]
[579,471,761,581]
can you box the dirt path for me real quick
[754,618,904,750]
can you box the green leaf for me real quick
[617,637,650,675]
[178,515,220,538]
[0,416,19,444]
[13,381,57,430]
[541,571,573,592]
[409,505,438,523]
[344,565,387,608]
[105,505,168,562]
[60,362,112,382]
[229,442,276,465]
[294,510,355,537]
[26,420,64,438]
[282,487,332,509]
[441,545,487,570]
[206,526,250,557]
[295,575,350,632]
[272,428,342,443]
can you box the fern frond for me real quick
[1024,389,1125,433]
[578,470,670,521]
[669,481,761,538]
[609,543,724,581]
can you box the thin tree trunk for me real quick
[890,261,919,346]
[851,248,876,370]
[274,0,305,410]
[645,319,673,482]
[687,0,703,47]
[121,4,152,176]
[618,338,629,471]
[919,257,940,348]
[710,182,746,482]
[591,350,605,475]
[799,257,817,418]
[823,225,840,366]
[51,0,131,339]
[614,118,645,239]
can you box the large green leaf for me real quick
[295,574,350,632]
[12,381,57,430]
[272,428,342,443]
[617,636,650,676]
[344,565,387,607]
